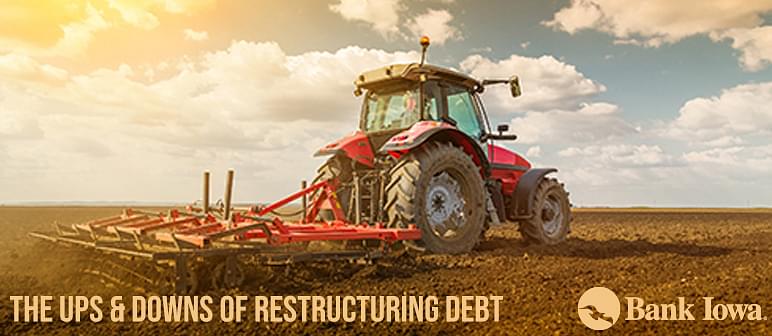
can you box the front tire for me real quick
[312,156,353,221]
[518,178,571,244]
[385,142,486,254]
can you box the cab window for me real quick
[364,88,420,131]
[363,83,440,132]
[446,86,482,138]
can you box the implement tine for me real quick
[53,221,71,236]
[170,233,182,251]
[133,231,144,250]
[89,224,98,242]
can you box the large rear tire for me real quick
[518,178,571,244]
[312,156,353,221]
[385,142,486,254]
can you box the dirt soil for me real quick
[1,206,770,335]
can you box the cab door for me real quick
[442,84,486,145]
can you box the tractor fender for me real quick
[314,130,375,167]
[511,168,557,218]
[379,121,490,173]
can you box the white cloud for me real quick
[329,0,405,38]
[540,81,772,206]
[700,136,745,148]
[682,146,744,165]
[551,82,772,205]
[470,46,492,53]
[559,144,674,167]
[668,82,772,141]
[544,0,772,71]
[711,26,772,71]
[2,41,637,203]
[543,139,772,206]
[544,0,772,44]
[183,28,209,41]
[405,9,461,45]
[0,0,215,58]
[683,145,772,176]
[0,54,69,82]
[108,0,216,30]
[161,0,216,14]
[0,108,44,141]
[0,41,419,202]
[329,1,463,46]
[526,146,541,158]
[2,38,769,206]
[108,0,160,30]
[509,103,636,144]
[543,0,605,35]
[460,54,606,113]
[183,41,419,123]
[51,3,111,57]
[459,53,635,147]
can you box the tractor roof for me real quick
[354,63,480,91]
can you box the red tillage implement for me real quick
[29,170,420,293]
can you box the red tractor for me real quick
[314,37,571,253]
[27,37,572,293]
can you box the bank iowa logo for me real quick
[578,287,766,330]
[578,287,621,330]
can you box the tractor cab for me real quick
[354,63,489,150]
[339,59,530,175]
[314,37,571,253]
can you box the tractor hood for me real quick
[488,144,531,169]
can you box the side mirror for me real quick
[497,124,509,134]
[510,76,521,98]
[483,124,517,141]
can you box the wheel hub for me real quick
[425,172,465,237]
[541,195,563,236]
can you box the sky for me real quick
[0,0,771,207]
